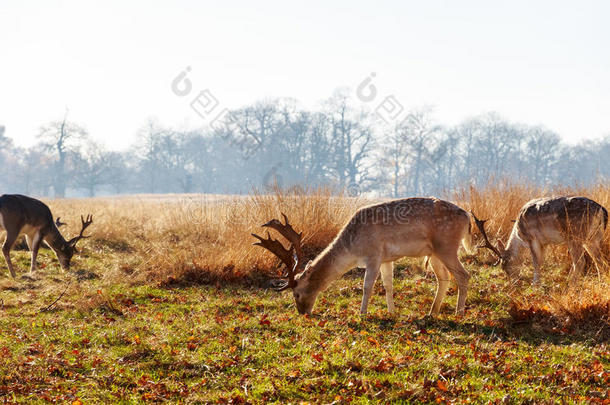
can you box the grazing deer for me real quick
[0,194,93,277]
[473,196,607,284]
[253,198,473,316]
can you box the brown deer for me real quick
[473,196,607,283]
[0,194,93,277]
[252,198,473,316]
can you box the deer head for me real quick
[471,212,503,259]
[252,214,320,314]
[470,211,519,277]
[56,214,93,270]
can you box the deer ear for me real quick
[497,239,506,253]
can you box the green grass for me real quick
[0,250,608,404]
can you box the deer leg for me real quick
[529,240,544,285]
[438,252,470,315]
[29,233,43,273]
[379,261,395,313]
[583,240,602,281]
[2,232,18,278]
[360,256,381,315]
[567,242,586,282]
[428,256,451,316]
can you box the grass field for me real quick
[0,185,609,403]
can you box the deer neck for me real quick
[504,225,526,264]
[44,225,69,253]
[303,241,356,293]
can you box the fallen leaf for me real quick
[436,379,448,392]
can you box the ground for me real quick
[0,249,608,404]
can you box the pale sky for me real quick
[1,0,608,150]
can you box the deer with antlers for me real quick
[472,196,607,284]
[253,198,473,316]
[0,194,93,277]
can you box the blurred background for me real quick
[1,0,608,197]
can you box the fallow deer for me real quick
[473,196,607,284]
[0,194,93,277]
[253,198,473,316]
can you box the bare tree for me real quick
[0,126,12,188]
[73,143,118,197]
[37,111,88,197]
[378,123,410,197]
[397,108,441,195]
[220,100,284,160]
[15,147,54,195]
[523,126,561,185]
[324,89,375,191]
[104,151,131,194]
[0,125,6,142]
[134,118,165,193]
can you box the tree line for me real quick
[1,91,608,198]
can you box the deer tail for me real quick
[461,218,474,254]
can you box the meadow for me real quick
[0,184,608,403]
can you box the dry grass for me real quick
[45,187,366,285]
[508,273,610,336]
[3,184,608,403]
[457,181,610,334]
[38,182,609,333]
[459,181,610,259]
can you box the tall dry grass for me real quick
[45,188,366,284]
[38,182,609,332]
[456,181,610,334]
[457,181,610,261]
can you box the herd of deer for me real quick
[0,193,607,317]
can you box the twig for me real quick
[39,284,70,313]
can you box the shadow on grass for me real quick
[306,307,608,346]
[412,315,607,345]
[155,276,609,345]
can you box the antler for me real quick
[78,214,94,239]
[471,211,503,260]
[55,217,67,227]
[252,213,303,291]
[261,213,303,258]
[251,231,296,271]
[68,214,93,246]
